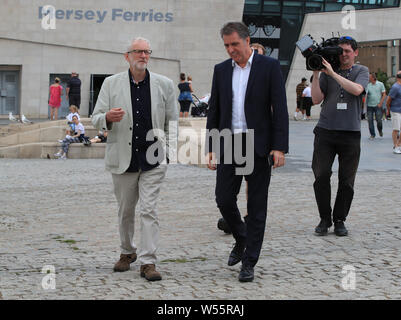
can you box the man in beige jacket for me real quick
[92,37,178,281]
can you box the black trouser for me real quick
[179,100,191,112]
[312,126,360,223]
[302,97,312,116]
[69,94,81,108]
[215,134,271,268]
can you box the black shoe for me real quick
[334,221,348,236]
[217,218,232,234]
[314,219,332,236]
[228,242,245,266]
[239,265,254,282]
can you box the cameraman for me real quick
[311,36,369,237]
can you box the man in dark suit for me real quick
[206,22,289,282]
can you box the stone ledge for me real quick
[0,118,94,136]
[0,142,106,159]
[0,126,98,147]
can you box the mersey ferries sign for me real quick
[38,6,174,24]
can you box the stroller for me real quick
[190,93,209,117]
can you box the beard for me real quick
[132,61,147,71]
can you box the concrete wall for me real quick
[0,0,245,118]
[287,5,401,118]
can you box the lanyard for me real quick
[339,66,353,100]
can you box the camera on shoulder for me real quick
[296,34,343,71]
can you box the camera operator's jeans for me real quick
[367,106,383,137]
[312,127,361,223]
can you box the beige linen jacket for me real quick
[92,70,179,174]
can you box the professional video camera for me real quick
[296,34,343,71]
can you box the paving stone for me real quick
[1,120,401,299]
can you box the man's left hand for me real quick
[270,150,285,169]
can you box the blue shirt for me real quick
[389,82,401,113]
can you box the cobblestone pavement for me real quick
[1,120,401,300]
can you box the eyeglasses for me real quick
[127,49,152,55]
[339,36,354,41]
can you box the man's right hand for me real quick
[206,152,217,170]
[106,108,125,123]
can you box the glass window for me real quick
[305,2,324,12]
[383,0,400,6]
[263,1,281,13]
[283,1,302,14]
[325,3,346,11]
[245,0,261,13]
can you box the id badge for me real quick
[337,103,347,110]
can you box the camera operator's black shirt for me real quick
[317,64,369,131]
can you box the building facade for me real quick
[242,0,401,117]
[243,0,400,81]
[1,0,401,120]
[0,0,244,118]
[287,4,401,116]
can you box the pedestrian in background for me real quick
[54,115,85,159]
[301,76,313,120]
[66,71,81,109]
[250,43,266,55]
[365,72,386,140]
[386,70,401,154]
[178,73,193,118]
[295,78,307,120]
[48,77,63,121]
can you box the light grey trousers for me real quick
[111,164,167,265]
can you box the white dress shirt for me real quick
[231,50,254,134]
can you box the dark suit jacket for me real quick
[206,51,289,158]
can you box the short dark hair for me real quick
[310,75,313,82]
[370,72,377,80]
[72,115,78,120]
[180,73,186,81]
[339,36,358,51]
[220,22,249,40]
[302,77,307,82]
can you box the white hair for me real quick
[127,37,151,52]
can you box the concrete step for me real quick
[1,118,93,136]
[0,142,106,159]
[0,118,208,165]
[0,126,99,147]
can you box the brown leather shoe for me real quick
[113,253,137,272]
[140,264,162,281]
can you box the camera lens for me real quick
[307,54,323,71]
